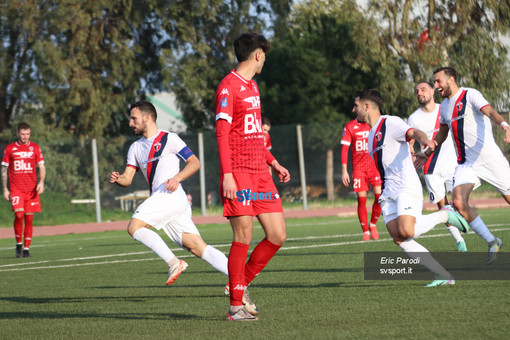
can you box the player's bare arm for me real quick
[481,106,510,143]
[341,163,350,187]
[271,160,290,183]
[37,163,46,195]
[1,165,10,201]
[109,166,136,187]
[164,155,200,192]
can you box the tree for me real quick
[366,0,510,106]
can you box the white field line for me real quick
[0,225,508,272]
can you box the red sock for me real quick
[14,212,24,244]
[24,214,34,249]
[370,194,381,225]
[357,196,368,232]
[244,238,281,285]
[228,242,249,306]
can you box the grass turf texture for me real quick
[0,209,509,339]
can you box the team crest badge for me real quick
[456,102,463,111]
[221,98,228,108]
[154,142,161,152]
[375,132,382,142]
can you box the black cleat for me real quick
[23,249,31,258]
[16,244,23,258]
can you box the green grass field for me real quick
[1,209,509,339]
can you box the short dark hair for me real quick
[356,89,383,110]
[234,33,270,62]
[417,80,434,89]
[130,100,157,121]
[17,122,31,132]
[262,116,271,126]
[433,66,457,81]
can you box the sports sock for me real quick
[446,225,464,243]
[357,196,369,232]
[469,215,496,244]
[244,238,281,285]
[399,238,451,279]
[413,211,447,238]
[370,194,381,225]
[14,212,24,244]
[228,242,250,307]
[201,245,228,276]
[132,227,176,263]
[24,214,33,249]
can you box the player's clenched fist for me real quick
[109,171,120,183]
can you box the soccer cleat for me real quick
[370,227,379,240]
[424,275,455,287]
[441,205,470,233]
[16,244,23,258]
[486,238,503,264]
[227,307,258,321]
[224,282,258,316]
[457,241,467,252]
[362,232,370,241]
[166,259,188,286]
[242,288,259,316]
[23,249,31,258]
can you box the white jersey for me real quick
[407,104,457,175]
[439,87,505,165]
[127,130,192,193]
[368,115,422,200]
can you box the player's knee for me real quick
[268,231,286,246]
[14,211,24,221]
[452,197,468,214]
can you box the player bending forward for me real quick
[356,89,470,287]
[110,100,229,286]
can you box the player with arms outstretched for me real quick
[341,117,382,240]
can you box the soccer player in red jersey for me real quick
[341,116,382,241]
[2,122,46,258]
[215,33,290,321]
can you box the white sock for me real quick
[399,238,451,278]
[201,245,229,276]
[446,225,464,243]
[132,228,176,264]
[414,211,447,238]
[469,215,495,244]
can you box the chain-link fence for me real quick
[1,116,509,218]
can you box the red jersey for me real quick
[215,70,269,174]
[340,119,379,173]
[263,132,272,150]
[2,141,44,192]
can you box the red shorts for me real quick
[10,191,41,213]
[220,172,283,217]
[352,169,382,193]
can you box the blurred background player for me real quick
[417,67,510,264]
[2,122,46,258]
[341,114,382,241]
[262,116,272,151]
[215,33,290,321]
[357,89,469,287]
[109,100,228,286]
[407,81,467,252]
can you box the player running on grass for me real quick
[416,67,510,263]
[356,89,470,287]
[341,117,382,241]
[215,33,290,321]
[109,100,229,286]
[407,81,467,252]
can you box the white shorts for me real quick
[424,170,454,204]
[453,158,510,195]
[132,187,200,250]
[380,192,423,224]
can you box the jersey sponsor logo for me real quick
[244,113,263,134]
[243,96,260,108]
[13,151,35,158]
[14,160,33,171]
[220,98,228,108]
[220,88,229,95]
